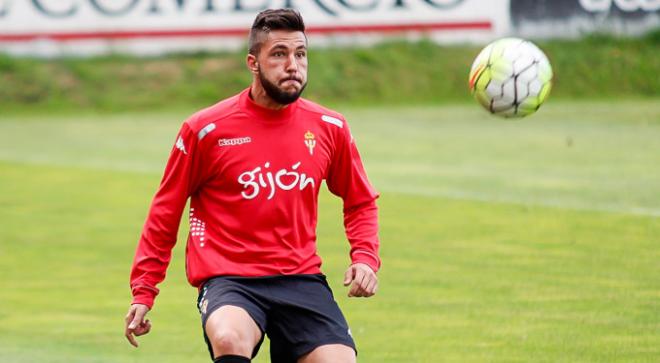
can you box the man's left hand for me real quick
[343,263,378,298]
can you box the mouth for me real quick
[280,78,302,86]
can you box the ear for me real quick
[246,54,259,75]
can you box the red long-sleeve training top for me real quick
[130,88,380,308]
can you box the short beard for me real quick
[259,70,307,105]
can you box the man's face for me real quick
[254,30,308,105]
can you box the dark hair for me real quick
[248,9,306,55]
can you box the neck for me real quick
[249,82,288,110]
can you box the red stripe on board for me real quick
[0,21,492,42]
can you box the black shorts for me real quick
[196,274,356,362]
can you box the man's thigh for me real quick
[205,306,263,357]
[298,344,356,363]
[198,277,267,360]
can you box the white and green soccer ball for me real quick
[469,38,553,118]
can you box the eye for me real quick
[296,51,307,58]
[273,51,285,57]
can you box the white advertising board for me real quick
[0,0,509,57]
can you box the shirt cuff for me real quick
[351,250,381,273]
[131,285,158,310]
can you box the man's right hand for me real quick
[124,304,151,347]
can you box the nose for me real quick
[285,53,298,73]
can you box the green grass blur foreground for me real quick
[0,32,658,113]
[1,100,659,362]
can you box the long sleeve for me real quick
[129,121,204,309]
[326,120,381,272]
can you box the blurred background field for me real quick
[1,5,660,362]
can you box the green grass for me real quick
[1,33,658,113]
[1,100,659,362]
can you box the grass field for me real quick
[0,100,659,362]
[2,35,658,112]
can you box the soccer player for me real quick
[124,8,380,363]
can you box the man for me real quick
[124,9,380,363]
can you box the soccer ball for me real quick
[469,38,553,118]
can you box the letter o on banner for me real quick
[31,0,78,18]
[90,0,139,16]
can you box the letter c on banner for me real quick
[32,0,77,17]
[90,0,139,16]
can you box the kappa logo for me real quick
[175,136,188,155]
[219,137,252,147]
[198,286,209,314]
[200,299,208,315]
